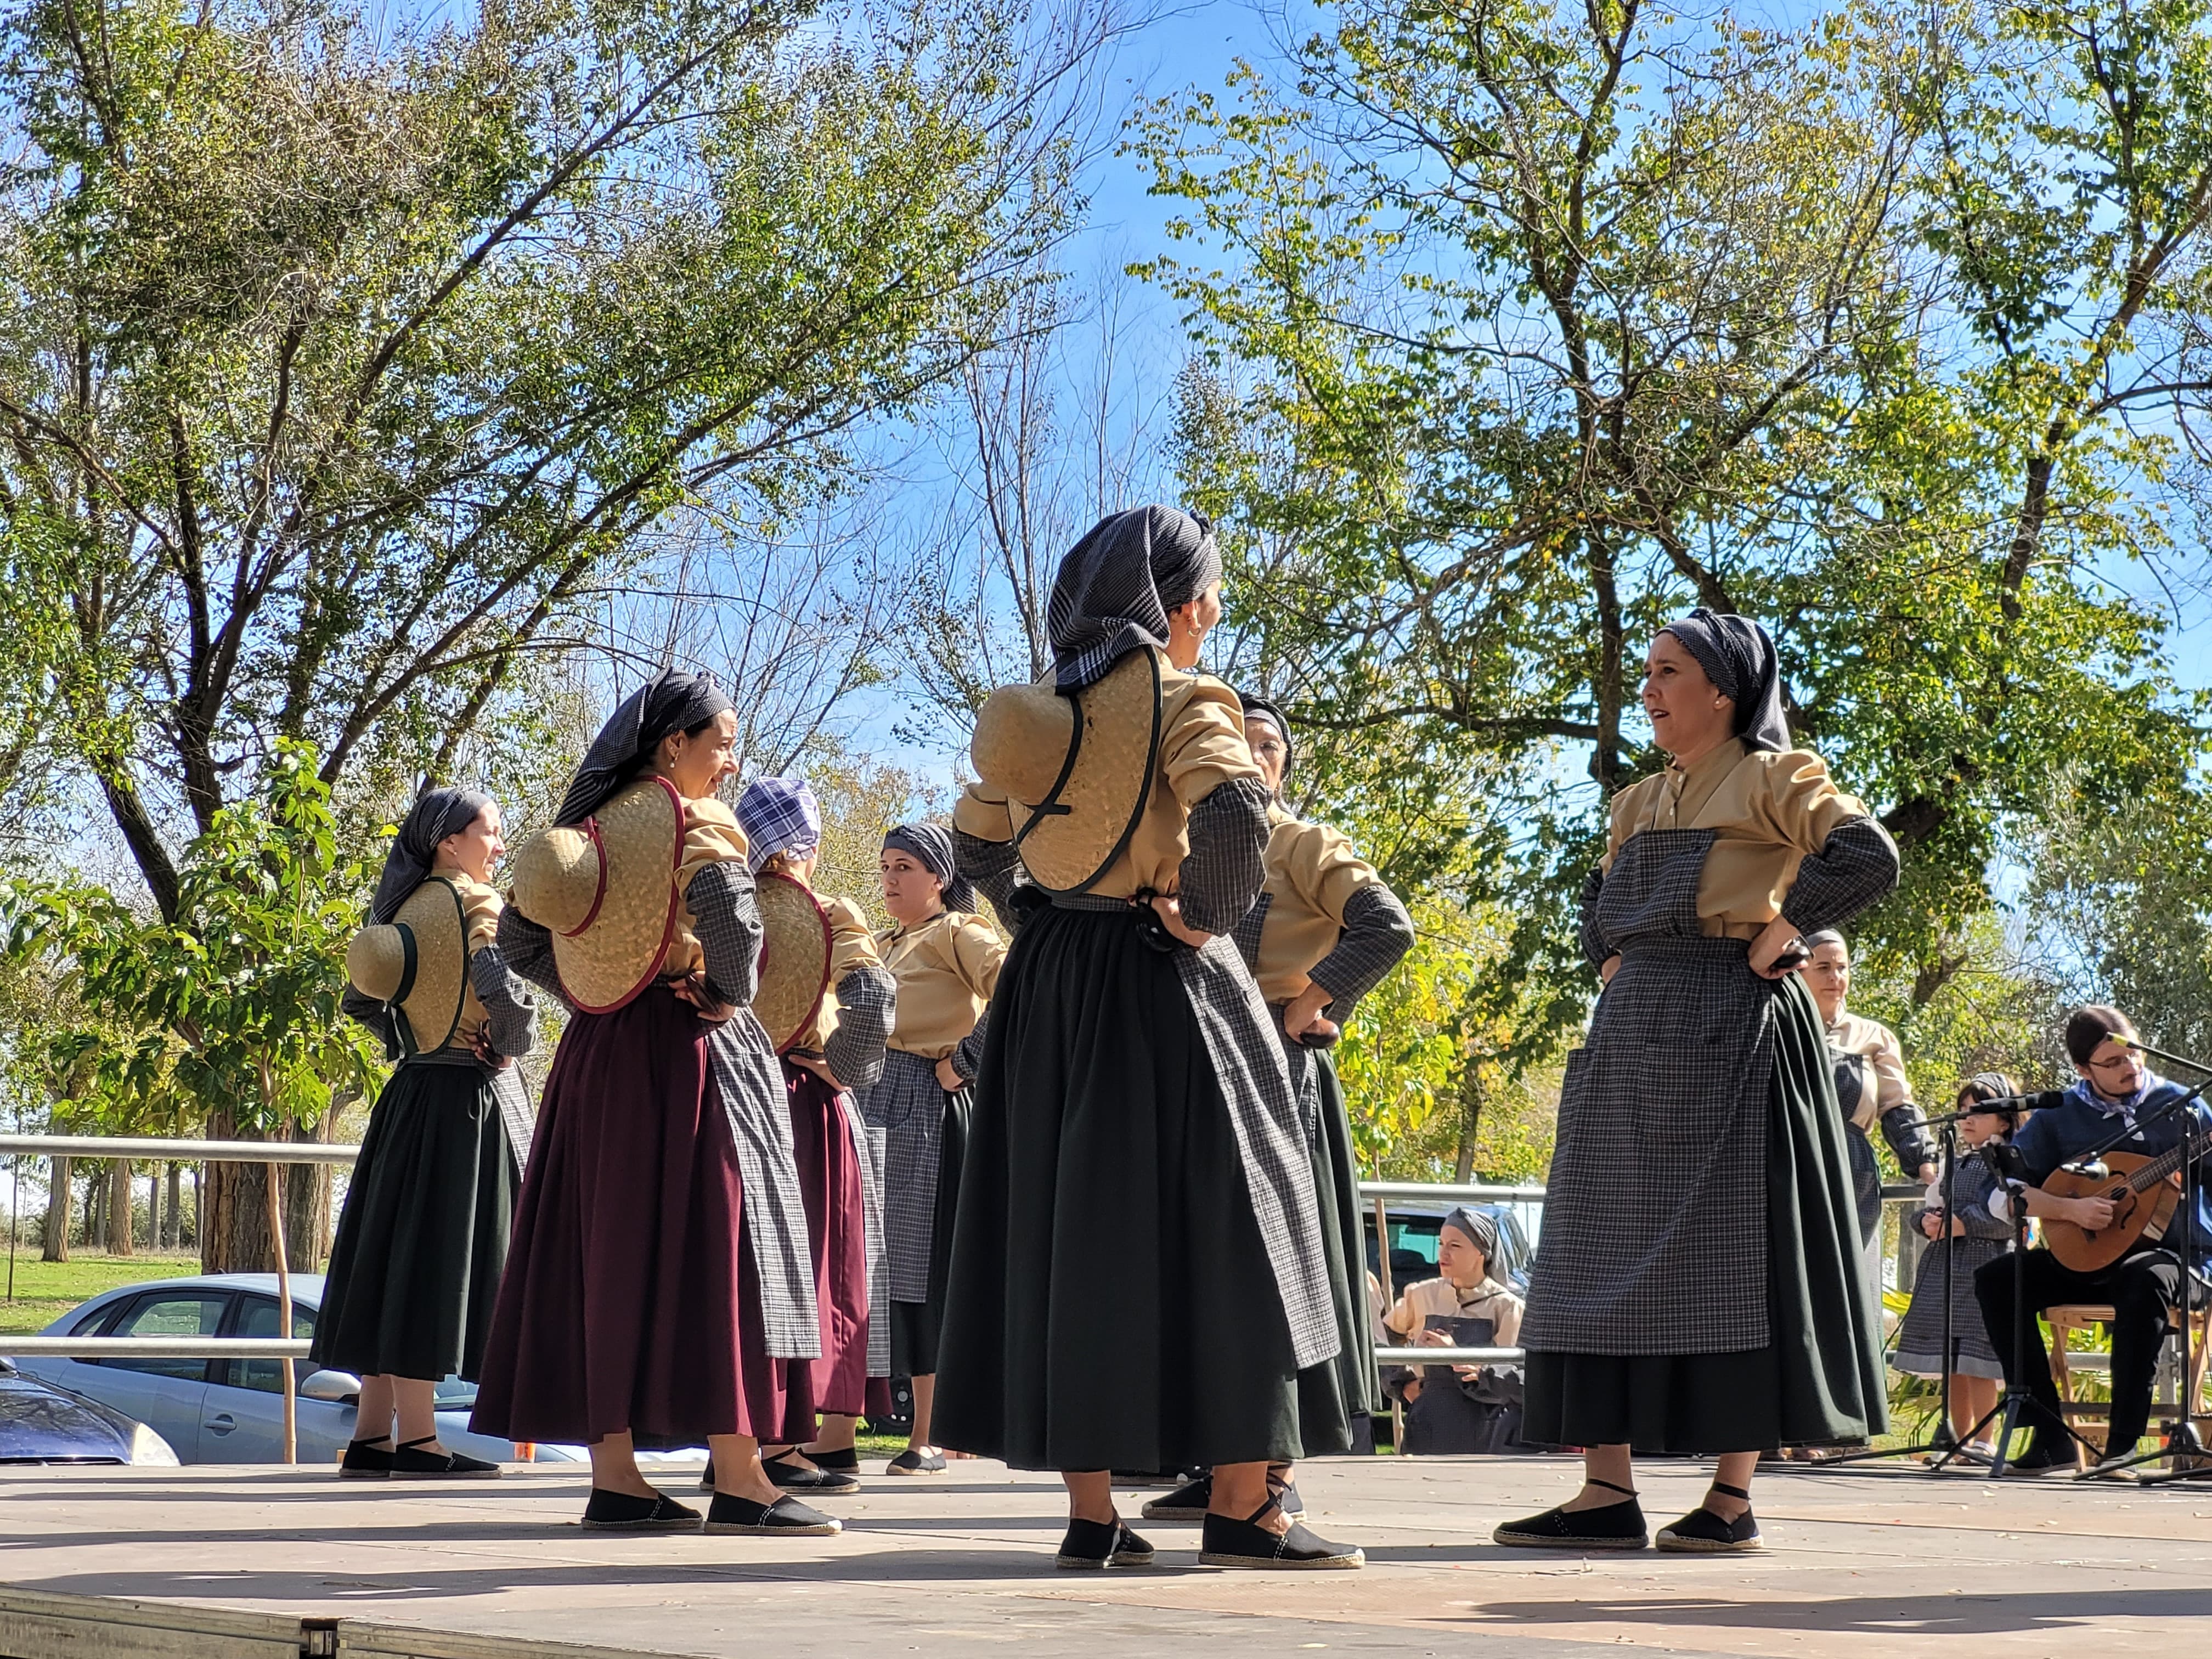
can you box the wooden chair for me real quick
[2047,1302,2212,1469]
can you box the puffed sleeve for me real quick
[1165,678,1274,934]
[953,785,1025,923]
[1274,819,1413,1013]
[944,916,1007,1084]
[1866,1021,1934,1174]
[495,905,568,1008]
[1161,676,1267,810]
[1760,752,1900,936]
[686,861,763,1009]
[822,898,895,1091]
[456,879,537,1059]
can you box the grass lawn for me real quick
[0,1252,203,1335]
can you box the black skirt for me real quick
[1523,976,1887,1453]
[1310,1050,1379,1419]
[935,904,1325,1471]
[313,1058,515,1383]
[889,1085,970,1378]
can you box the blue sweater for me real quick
[2012,1078,2212,1273]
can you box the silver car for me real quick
[15,1273,580,1466]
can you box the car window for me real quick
[219,1295,318,1395]
[99,1291,229,1380]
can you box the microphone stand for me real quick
[2079,1041,2212,1484]
[1814,1103,1992,1471]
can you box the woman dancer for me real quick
[1142,694,1413,1522]
[473,670,837,1536]
[1498,609,1898,1554]
[940,503,1362,1571]
[857,822,1005,1475]
[1892,1075,2019,1460]
[735,777,896,1497]
[321,787,535,1479]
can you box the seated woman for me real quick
[1380,1207,1526,1455]
[1890,1075,2020,1462]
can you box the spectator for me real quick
[1380,1207,1526,1454]
[1890,1075,2020,1462]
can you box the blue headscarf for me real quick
[369,786,494,924]
[737,777,822,874]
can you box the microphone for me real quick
[1970,1089,2070,1114]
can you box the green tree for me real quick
[1138,0,2210,1063]
[0,0,1087,912]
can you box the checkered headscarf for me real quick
[737,776,822,873]
[1047,505,1220,690]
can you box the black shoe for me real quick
[1142,1469,1306,1523]
[807,1445,861,1473]
[764,1449,861,1496]
[1654,1483,1763,1553]
[703,1492,843,1536]
[1492,1479,1648,1550]
[885,1448,946,1476]
[390,1435,502,1479]
[1056,1516,1156,1570]
[580,1489,702,1532]
[1198,1503,1362,1570]
[699,1456,716,1492]
[339,1436,393,1480]
[2003,1445,2078,1477]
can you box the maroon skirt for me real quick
[470,986,794,1444]
[783,1062,871,1419]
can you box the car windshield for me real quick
[434,1377,477,1410]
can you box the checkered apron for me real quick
[1520,828,1778,1356]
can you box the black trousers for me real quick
[1972,1246,2183,1454]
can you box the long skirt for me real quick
[889,1085,970,1379]
[1311,1051,1380,1421]
[1523,975,1887,1454]
[935,904,1327,1472]
[312,1058,514,1383]
[469,985,791,1444]
[1892,1235,2008,1379]
[785,1062,870,1420]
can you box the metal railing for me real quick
[0,1135,362,1164]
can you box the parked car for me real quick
[1,1356,180,1466]
[1364,1200,1539,1298]
[15,1274,583,1466]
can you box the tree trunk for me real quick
[189,1164,201,1247]
[200,1118,276,1273]
[104,1158,134,1255]
[41,1155,69,1262]
[165,1161,184,1248]
[283,1113,334,1272]
[145,1163,162,1255]
[263,1157,298,1465]
[1452,1060,1485,1184]
[87,1167,104,1254]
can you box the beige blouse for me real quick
[1827,1008,1912,1132]
[1602,737,1874,939]
[953,664,1263,900]
[1253,809,1386,1005]
[879,910,1004,1059]
[792,893,885,1053]
[447,873,503,1051]
[665,794,751,983]
[1381,1276,1524,1350]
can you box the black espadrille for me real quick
[1492,1477,1649,1550]
[702,1492,843,1536]
[1654,1482,1763,1553]
[579,1488,702,1532]
[1198,1494,1362,1570]
[1055,1516,1156,1570]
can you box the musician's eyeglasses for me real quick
[2088,1053,2141,1074]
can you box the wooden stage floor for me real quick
[4,1454,2211,1658]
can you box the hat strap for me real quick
[391,924,420,1058]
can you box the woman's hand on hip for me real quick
[934,1056,963,1092]
[1747,916,1806,979]
[1598,954,1622,985]
[1282,982,1336,1045]
[1149,894,1212,949]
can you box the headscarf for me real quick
[1046,505,1221,690]
[554,668,733,826]
[369,786,494,924]
[883,822,977,916]
[737,776,822,874]
[1658,607,1790,753]
[1238,692,1295,786]
[1442,1205,1500,1265]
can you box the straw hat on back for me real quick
[345,877,470,1056]
[509,775,685,1013]
[970,646,1164,895]
[754,871,834,1053]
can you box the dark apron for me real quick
[1520,828,1778,1356]
[1832,1051,1883,1245]
[1400,1314,1522,1455]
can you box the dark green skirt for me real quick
[1311,1051,1379,1419]
[1523,976,1887,1453]
[889,1085,970,1379]
[313,1058,515,1383]
[935,905,1330,1471]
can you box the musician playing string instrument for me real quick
[1973,1005,2212,1478]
